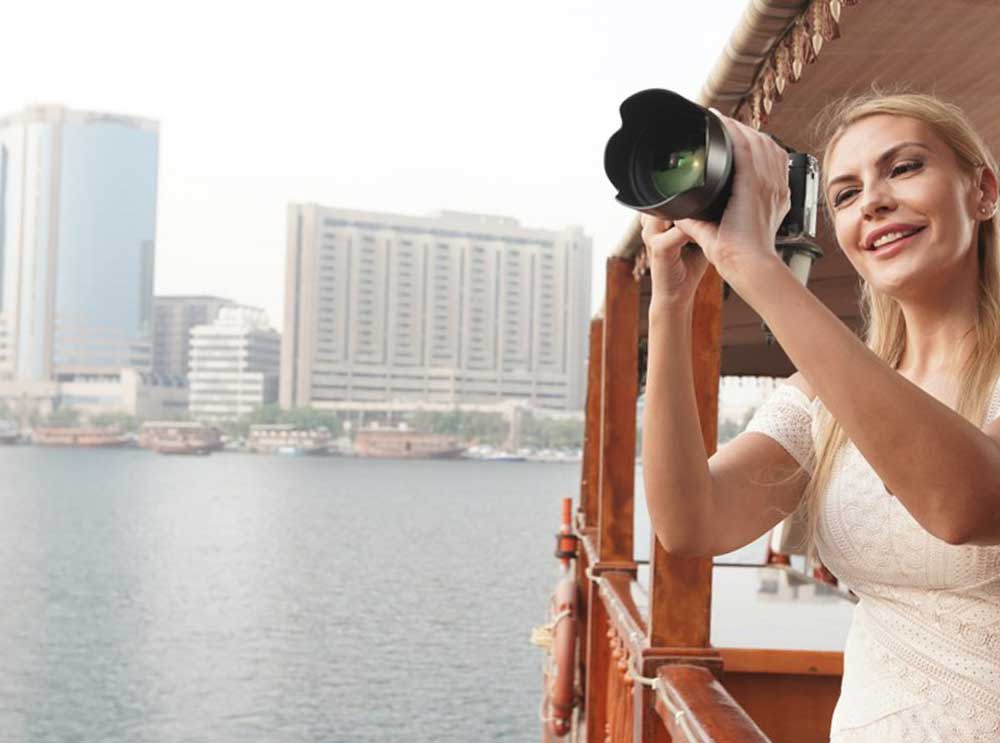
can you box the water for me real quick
[0,448,852,743]
[0,448,577,743]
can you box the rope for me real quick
[539,692,550,723]
[529,609,571,650]
[626,668,705,742]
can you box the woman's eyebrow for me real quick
[826,141,932,194]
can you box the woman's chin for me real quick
[864,267,923,300]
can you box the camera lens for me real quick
[605,89,733,222]
[650,145,706,199]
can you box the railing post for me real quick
[575,317,604,713]
[584,590,612,743]
[639,266,723,740]
[597,257,638,564]
[584,257,639,742]
[580,317,604,529]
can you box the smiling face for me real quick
[824,114,987,300]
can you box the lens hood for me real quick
[604,89,734,221]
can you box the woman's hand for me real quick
[672,112,791,283]
[640,215,709,312]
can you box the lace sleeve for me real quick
[743,384,815,476]
[984,376,1000,425]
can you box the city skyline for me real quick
[0,0,751,332]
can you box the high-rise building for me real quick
[153,295,234,379]
[0,105,159,382]
[281,206,592,411]
[189,306,280,421]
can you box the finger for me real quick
[644,223,689,256]
[718,118,755,184]
[724,118,789,205]
[727,116,788,187]
[674,218,718,252]
[640,213,672,238]
[640,218,675,251]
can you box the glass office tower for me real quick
[0,105,158,382]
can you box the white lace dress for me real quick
[744,383,1000,742]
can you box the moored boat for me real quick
[32,426,128,447]
[353,426,465,459]
[137,421,223,455]
[247,424,332,455]
[0,420,22,445]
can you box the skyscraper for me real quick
[0,105,158,383]
[281,206,592,411]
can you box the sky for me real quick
[1,0,750,330]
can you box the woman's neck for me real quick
[894,271,979,381]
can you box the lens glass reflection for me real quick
[651,146,706,198]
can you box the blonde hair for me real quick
[798,89,1000,553]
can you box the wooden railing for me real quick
[564,257,843,743]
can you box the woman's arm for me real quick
[643,293,811,558]
[641,300,712,555]
[727,258,1000,546]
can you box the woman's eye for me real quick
[833,188,858,207]
[890,160,922,177]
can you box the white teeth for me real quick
[872,229,917,249]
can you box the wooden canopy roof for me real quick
[617,0,1000,376]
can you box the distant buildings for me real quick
[0,105,158,382]
[0,104,597,423]
[280,206,592,411]
[153,295,234,379]
[188,306,280,421]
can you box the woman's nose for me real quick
[859,181,897,218]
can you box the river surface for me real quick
[0,447,852,743]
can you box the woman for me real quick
[640,91,1000,741]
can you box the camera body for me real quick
[781,151,821,247]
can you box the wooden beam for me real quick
[718,647,843,676]
[656,664,771,743]
[584,583,612,743]
[597,257,639,563]
[722,669,840,743]
[646,266,722,648]
[580,316,604,528]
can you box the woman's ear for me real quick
[976,165,999,218]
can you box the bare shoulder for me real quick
[784,372,816,401]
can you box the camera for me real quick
[604,89,822,277]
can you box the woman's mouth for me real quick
[867,226,926,257]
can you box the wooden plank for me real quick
[580,317,604,528]
[721,671,840,743]
[636,682,671,743]
[646,267,722,648]
[597,257,639,563]
[656,664,771,743]
[584,584,611,743]
[718,647,843,676]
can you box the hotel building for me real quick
[280,206,592,411]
